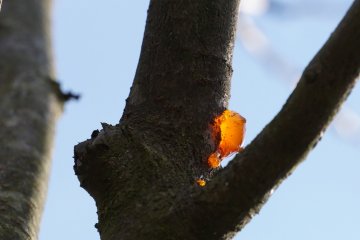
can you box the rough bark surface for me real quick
[74,1,359,240]
[0,1,62,239]
[75,1,240,239]
[182,1,360,238]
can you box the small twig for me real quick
[48,78,81,102]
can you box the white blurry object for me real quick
[237,17,269,54]
[237,0,360,147]
[237,17,299,85]
[334,107,360,142]
[240,0,269,16]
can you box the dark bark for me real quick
[181,1,360,239]
[74,0,359,240]
[0,1,62,239]
[75,0,240,239]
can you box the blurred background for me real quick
[40,0,359,239]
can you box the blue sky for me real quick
[40,1,359,239]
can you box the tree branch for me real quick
[74,1,359,239]
[74,1,241,239]
[0,1,62,239]
[187,1,360,239]
[122,0,240,125]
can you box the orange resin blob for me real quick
[196,179,206,187]
[216,110,246,157]
[208,109,246,168]
[208,152,221,168]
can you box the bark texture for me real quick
[183,1,360,238]
[75,0,240,239]
[0,1,62,239]
[74,0,359,240]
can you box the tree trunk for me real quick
[75,0,240,239]
[74,1,359,240]
[0,1,62,239]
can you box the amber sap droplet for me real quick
[208,109,246,168]
[208,152,221,168]
[196,179,206,187]
[217,110,246,157]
